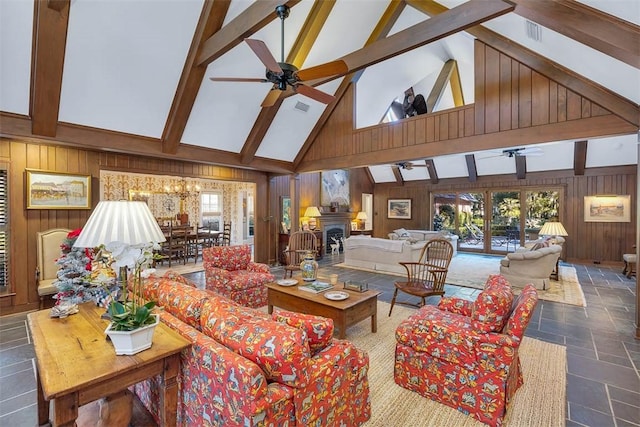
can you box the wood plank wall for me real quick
[0,139,270,314]
[373,166,636,265]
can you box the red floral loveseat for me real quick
[202,245,274,308]
[134,271,371,426]
[394,274,538,426]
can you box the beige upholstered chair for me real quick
[499,244,562,290]
[36,228,70,309]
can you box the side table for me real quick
[28,304,190,427]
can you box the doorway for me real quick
[433,188,561,255]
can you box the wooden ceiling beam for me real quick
[0,113,294,174]
[465,154,478,182]
[307,0,514,87]
[515,155,527,179]
[297,113,636,172]
[426,59,456,113]
[511,0,640,69]
[196,0,301,67]
[293,0,407,168]
[240,0,336,164]
[449,60,464,107]
[411,1,640,127]
[392,165,405,185]
[162,1,231,155]
[30,0,70,137]
[574,140,588,176]
[425,159,438,184]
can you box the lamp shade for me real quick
[74,201,166,248]
[356,211,368,220]
[539,221,568,237]
[304,206,321,218]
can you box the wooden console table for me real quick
[28,304,190,427]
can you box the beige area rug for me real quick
[349,301,567,427]
[337,253,586,307]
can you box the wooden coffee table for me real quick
[267,280,380,339]
[28,303,190,427]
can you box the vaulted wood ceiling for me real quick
[1,0,638,182]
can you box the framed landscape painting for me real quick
[388,198,411,219]
[26,170,91,209]
[584,195,630,222]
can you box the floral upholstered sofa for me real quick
[202,245,274,308]
[134,271,371,426]
[394,274,538,427]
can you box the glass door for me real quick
[458,192,486,252]
[489,191,521,253]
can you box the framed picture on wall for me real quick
[387,198,411,219]
[26,169,91,209]
[584,195,631,222]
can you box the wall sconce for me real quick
[304,206,322,230]
[356,211,368,230]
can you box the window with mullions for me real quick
[201,192,222,231]
[0,166,8,291]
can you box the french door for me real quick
[433,189,560,255]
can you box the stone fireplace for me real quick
[318,213,352,255]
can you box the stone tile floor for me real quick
[1,255,638,426]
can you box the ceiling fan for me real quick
[479,147,544,159]
[395,161,428,170]
[209,5,348,107]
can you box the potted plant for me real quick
[103,241,161,355]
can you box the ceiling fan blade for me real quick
[209,77,268,83]
[296,60,348,81]
[295,84,335,104]
[261,89,282,108]
[245,39,283,74]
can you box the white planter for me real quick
[105,314,160,355]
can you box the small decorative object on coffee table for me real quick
[344,280,368,293]
[300,250,318,281]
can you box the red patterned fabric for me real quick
[394,275,538,427]
[471,284,514,333]
[272,309,334,354]
[203,245,274,308]
[134,278,371,426]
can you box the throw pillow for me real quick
[394,228,410,238]
[272,310,334,354]
[472,282,514,333]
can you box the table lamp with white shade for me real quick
[304,206,322,230]
[356,211,368,230]
[538,221,568,244]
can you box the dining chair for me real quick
[388,238,454,316]
[282,231,318,279]
[220,222,231,246]
[161,225,188,267]
[36,228,70,309]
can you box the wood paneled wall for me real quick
[0,139,270,315]
[374,166,636,264]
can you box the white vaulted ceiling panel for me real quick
[0,0,34,115]
[433,154,469,178]
[586,135,638,168]
[58,0,204,138]
[400,162,430,181]
[475,153,516,176]
[368,165,397,183]
[526,141,574,172]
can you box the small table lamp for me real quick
[304,206,322,230]
[539,221,568,244]
[356,211,368,230]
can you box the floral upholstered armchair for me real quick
[394,274,538,427]
[202,245,274,308]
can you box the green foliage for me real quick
[108,301,156,332]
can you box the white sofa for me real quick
[388,229,459,247]
[499,244,562,290]
[343,236,431,274]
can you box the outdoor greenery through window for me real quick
[433,189,560,254]
[201,192,222,231]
